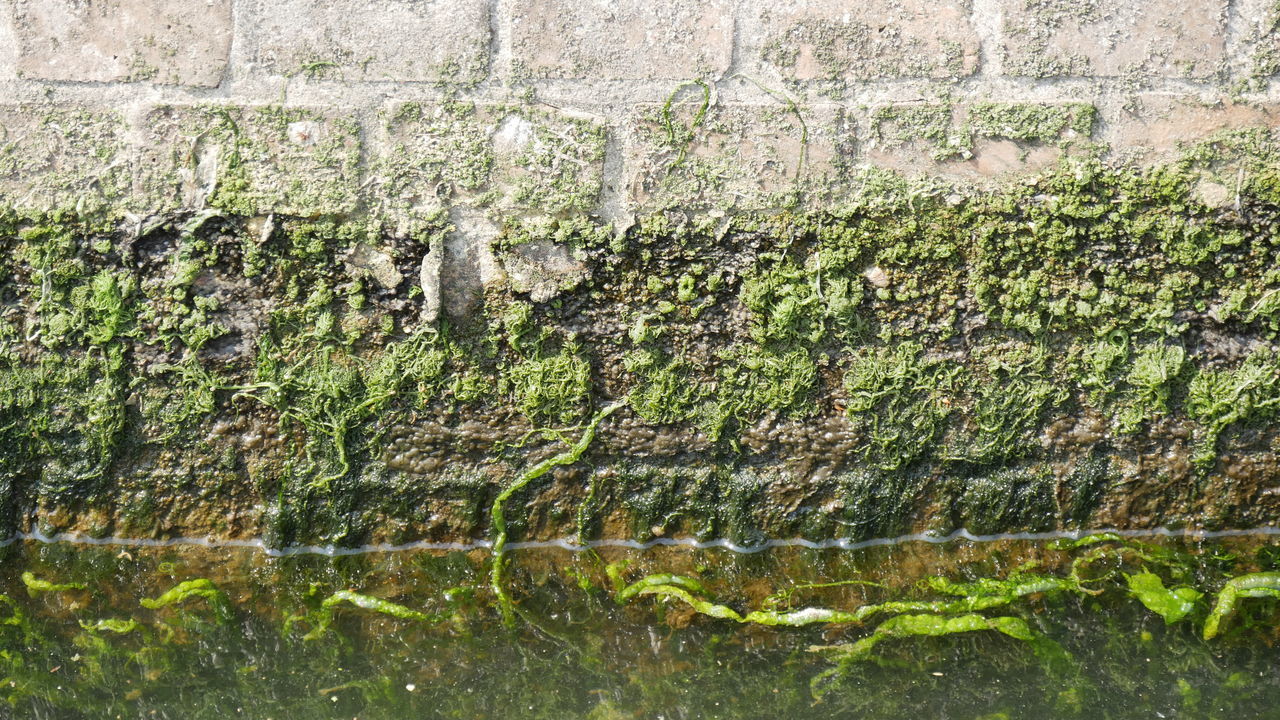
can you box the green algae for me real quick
[843,341,959,470]
[1,537,1279,717]
[1125,571,1202,625]
[1203,571,1280,640]
[140,579,232,624]
[78,618,140,635]
[288,589,448,641]
[490,402,621,627]
[20,572,86,597]
[967,102,1096,144]
[4,132,1280,543]
[810,612,1068,679]
[1186,348,1280,468]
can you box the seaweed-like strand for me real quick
[1203,572,1280,640]
[490,402,622,628]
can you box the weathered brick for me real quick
[1233,0,1280,89]
[1100,96,1280,164]
[0,105,132,212]
[248,0,490,84]
[373,101,605,232]
[743,0,979,96]
[621,100,843,213]
[136,105,363,216]
[510,0,733,80]
[0,13,16,79]
[5,0,231,86]
[997,0,1228,79]
[858,101,1097,179]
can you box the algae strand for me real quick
[490,401,622,628]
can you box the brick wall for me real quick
[0,0,1277,223]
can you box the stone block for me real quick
[247,0,490,84]
[1233,0,1280,89]
[0,105,132,213]
[859,101,1097,180]
[1100,96,1280,165]
[373,101,606,232]
[136,105,363,216]
[997,0,1228,79]
[743,0,979,96]
[4,0,232,86]
[509,0,733,80]
[620,97,844,213]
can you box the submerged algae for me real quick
[2,535,1279,718]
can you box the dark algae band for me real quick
[2,131,1280,548]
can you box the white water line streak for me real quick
[2,525,1278,557]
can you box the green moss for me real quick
[504,344,591,425]
[4,126,1280,542]
[953,467,1058,535]
[624,348,709,424]
[1186,348,1280,468]
[740,252,862,346]
[940,342,1065,466]
[967,102,1096,144]
[872,104,968,160]
[843,342,961,471]
[709,345,817,438]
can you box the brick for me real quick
[1233,0,1280,89]
[743,0,978,95]
[998,0,1228,79]
[859,101,1097,180]
[373,101,605,231]
[248,0,489,84]
[621,100,843,213]
[1100,96,1280,164]
[0,105,132,212]
[136,105,363,216]
[0,12,16,79]
[5,0,231,86]
[510,0,733,80]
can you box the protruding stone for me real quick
[346,244,403,291]
[440,207,502,321]
[503,239,587,303]
[420,241,443,324]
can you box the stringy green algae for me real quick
[489,401,621,628]
[20,571,86,596]
[1203,571,1280,639]
[141,579,233,624]
[285,589,448,641]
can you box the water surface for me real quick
[2,532,1278,719]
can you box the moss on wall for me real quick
[4,130,1280,546]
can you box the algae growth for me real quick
[0,534,1278,718]
[2,130,1280,548]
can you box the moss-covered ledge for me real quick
[3,131,1280,548]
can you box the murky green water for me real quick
[2,532,1279,719]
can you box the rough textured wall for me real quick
[1,1,1280,548]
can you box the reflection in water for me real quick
[1,532,1278,719]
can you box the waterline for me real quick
[4,524,1278,557]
